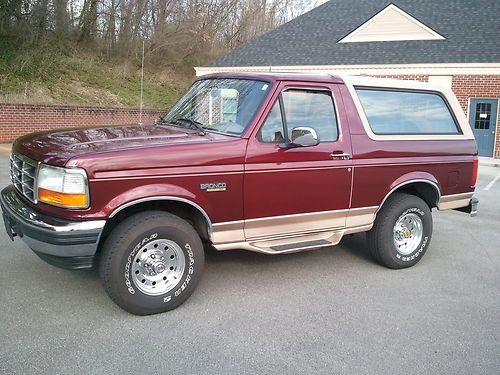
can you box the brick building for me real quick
[196,0,500,158]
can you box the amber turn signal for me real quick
[38,188,88,208]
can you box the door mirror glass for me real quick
[289,127,319,147]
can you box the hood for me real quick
[13,124,230,166]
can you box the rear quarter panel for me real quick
[337,82,477,209]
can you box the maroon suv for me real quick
[1,73,478,315]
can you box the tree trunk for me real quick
[78,0,98,43]
[53,0,69,38]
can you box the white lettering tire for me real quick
[368,193,433,269]
[98,211,204,315]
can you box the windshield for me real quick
[162,78,271,136]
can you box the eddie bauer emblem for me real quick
[200,182,227,192]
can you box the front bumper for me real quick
[1,185,106,269]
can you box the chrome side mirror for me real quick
[290,127,319,147]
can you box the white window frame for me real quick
[342,76,475,141]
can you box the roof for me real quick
[197,72,447,92]
[208,0,500,67]
[196,72,345,84]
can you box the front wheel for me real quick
[99,211,205,315]
[367,193,433,269]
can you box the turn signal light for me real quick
[471,156,479,187]
[38,188,88,208]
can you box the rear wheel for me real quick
[99,211,204,315]
[367,193,433,269]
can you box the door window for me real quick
[474,103,492,129]
[258,89,338,143]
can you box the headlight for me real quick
[37,165,89,209]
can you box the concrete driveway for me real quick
[0,151,499,375]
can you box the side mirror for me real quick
[288,127,319,148]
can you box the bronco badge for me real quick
[200,182,227,192]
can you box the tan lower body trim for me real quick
[244,209,348,241]
[346,206,378,228]
[213,224,374,254]
[211,206,379,253]
[212,221,245,244]
[437,192,474,210]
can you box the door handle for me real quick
[330,151,351,160]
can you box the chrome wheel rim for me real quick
[132,239,185,296]
[393,212,423,255]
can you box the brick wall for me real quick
[451,75,500,158]
[372,74,429,82]
[0,104,164,143]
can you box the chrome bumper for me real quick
[1,185,106,269]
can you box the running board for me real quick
[270,239,331,252]
[214,230,344,254]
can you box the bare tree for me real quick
[0,0,320,68]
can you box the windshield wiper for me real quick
[171,118,206,135]
[156,117,206,135]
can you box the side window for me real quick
[282,90,338,142]
[356,88,460,135]
[258,101,285,143]
[258,89,339,143]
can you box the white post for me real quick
[139,40,145,125]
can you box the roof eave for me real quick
[195,63,500,77]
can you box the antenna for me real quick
[139,40,145,126]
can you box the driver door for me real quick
[244,82,353,240]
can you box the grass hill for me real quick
[0,40,190,109]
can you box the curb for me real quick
[478,157,500,168]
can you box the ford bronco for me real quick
[1,73,478,315]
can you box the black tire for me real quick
[98,211,204,315]
[367,193,433,269]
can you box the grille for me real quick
[10,153,38,203]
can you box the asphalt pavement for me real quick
[0,152,499,375]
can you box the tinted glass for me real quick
[259,90,338,143]
[163,79,270,136]
[356,88,459,135]
[282,90,338,142]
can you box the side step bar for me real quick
[214,230,344,254]
[270,239,331,252]
[213,224,373,254]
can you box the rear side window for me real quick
[356,88,460,135]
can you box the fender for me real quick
[102,183,213,232]
[378,172,441,213]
